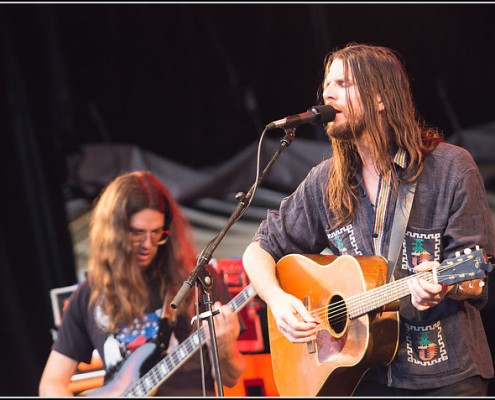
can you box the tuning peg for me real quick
[480,280,485,287]
[455,251,461,257]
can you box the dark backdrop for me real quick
[1,3,495,396]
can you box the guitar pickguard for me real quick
[316,329,346,363]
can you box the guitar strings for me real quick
[311,267,466,324]
[307,259,477,325]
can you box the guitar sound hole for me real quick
[328,294,347,335]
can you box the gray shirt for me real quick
[255,141,494,390]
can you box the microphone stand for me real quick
[170,127,297,396]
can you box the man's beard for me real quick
[327,117,366,142]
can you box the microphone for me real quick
[265,105,336,130]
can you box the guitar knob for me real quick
[480,280,485,287]
[464,248,472,255]
[455,251,461,257]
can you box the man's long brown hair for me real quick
[87,171,196,332]
[322,43,442,227]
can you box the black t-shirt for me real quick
[53,265,241,396]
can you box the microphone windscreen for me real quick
[311,105,337,124]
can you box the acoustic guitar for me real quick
[268,247,493,396]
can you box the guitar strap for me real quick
[387,180,417,282]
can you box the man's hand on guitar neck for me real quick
[268,291,320,343]
[407,260,484,311]
[408,260,451,311]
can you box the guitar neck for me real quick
[229,284,257,313]
[123,284,257,397]
[346,247,492,318]
[348,269,450,319]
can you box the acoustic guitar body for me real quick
[268,254,399,397]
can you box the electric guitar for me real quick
[268,247,493,397]
[82,283,257,397]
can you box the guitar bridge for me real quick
[307,340,316,354]
[303,296,316,354]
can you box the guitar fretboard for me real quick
[346,254,482,319]
[123,283,256,397]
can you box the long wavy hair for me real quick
[322,43,443,227]
[87,171,197,332]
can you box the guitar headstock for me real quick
[438,246,494,285]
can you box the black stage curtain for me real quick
[0,6,77,396]
[1,3,494,396]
